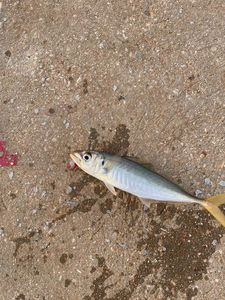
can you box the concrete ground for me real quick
[1,0,225,299]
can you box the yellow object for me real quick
[201,194,225,227]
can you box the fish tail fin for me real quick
[201,194,225,227]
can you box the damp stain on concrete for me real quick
[107,207,224,300]
[88,124,130,155]
[12,231,40,257]
[84,255,114,300]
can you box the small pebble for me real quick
[135,50,143,60]
[143,205,149,211]
[0,228,4,237]
[99,42,105,49]
[32,208,38,214]
[219,181,225,187]
[173,89,179,96]
[75,95,80,101]
[43,221,52,231]
[195,189,203,197]
[112,85,118,92]
[65,186,73,194]
[64,200,79,208]
[118,242,128,249]
[112,232,117,240]
[143,250,149,256]
[8,171,14,180]
[212,239,218,246]
[34,108,39,114]
[204,178,211,186]
[63,120,69,128]
[41,191,47,198]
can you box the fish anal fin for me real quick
[139,197,154,207]
[139,197,189,207]
[104,182,117,196]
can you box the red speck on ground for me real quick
[66,160,78,170]
[0,141,18,167]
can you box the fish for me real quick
[70,151,225,227]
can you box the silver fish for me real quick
[70,151,225,227]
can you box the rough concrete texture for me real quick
[1,0,225,299]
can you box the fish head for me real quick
[70,151,109,179]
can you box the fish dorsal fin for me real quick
[122,156,154,171]
[104,182,117,196]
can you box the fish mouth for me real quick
[70,152,82,164]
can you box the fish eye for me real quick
[83,152,92,161]
[102,160,105,166]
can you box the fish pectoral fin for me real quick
[104,182,117,196]
[123,156,155,171]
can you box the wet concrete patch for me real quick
[65,279,72,287]
[88,127,100,150]
[84,255,114,300]
[52,197,98,224]
[79,204,224,300]
[59,253,68,264]
[88,124,130,155]
[15,294,25,300]
[109,208,224,300]
[99,198,113,214]
[12,231,41,257]
[83,79,88,94]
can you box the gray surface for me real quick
[1,0,225,299]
